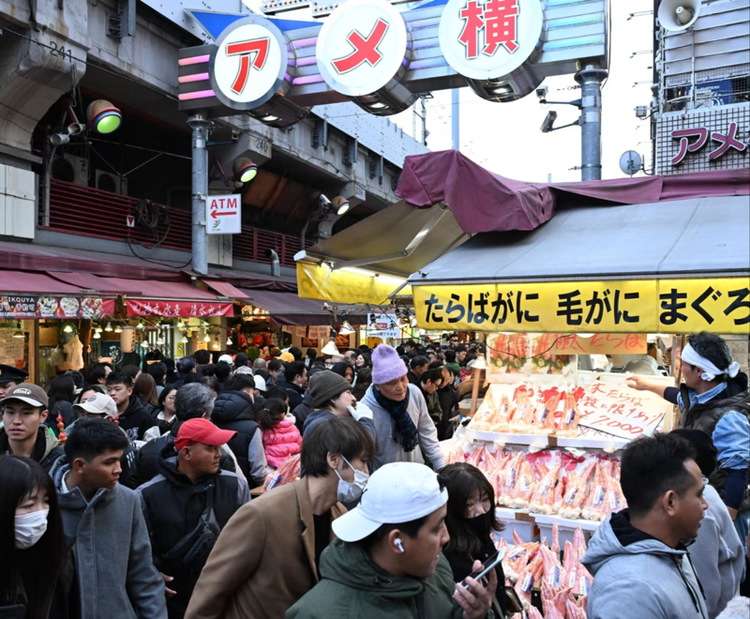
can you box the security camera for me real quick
[540,111,558,133]
[49,133,70,146]
[231,128,240,142]
[635,105,650,119]
[536,86,548,100]
[319,194,331,209]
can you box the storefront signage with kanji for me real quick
[577,373,675,439]
[413,277,750,334]
[127,300,234,317]
[671,122,748,165]
[0,295,114,319]
[439,0,543,81]
[316,0,409,97]
[206,194,242,234]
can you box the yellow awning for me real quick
[297,262,409,306]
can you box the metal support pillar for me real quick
[451,89,460,151]
[187,114,211,275]
[575,66,608,181]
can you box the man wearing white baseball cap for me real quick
[286,462,496,619]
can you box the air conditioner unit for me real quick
[95,169,128,195]
[62,154,90,186]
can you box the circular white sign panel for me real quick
[213,18,287,106]
[439,0,543,81]
[316,0,408,97]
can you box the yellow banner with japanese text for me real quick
[413,277,750,334]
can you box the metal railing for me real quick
[41,179,308,268]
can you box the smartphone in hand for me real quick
[459,547,506,590]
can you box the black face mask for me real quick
[465,510,493,538]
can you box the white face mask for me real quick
[335,456,369,503]
[15,508,49,549]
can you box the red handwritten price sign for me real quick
[551,333,647,355]
[576,372,675,439]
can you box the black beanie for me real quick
[310,370,351,408]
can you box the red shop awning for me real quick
[202,279,249,299]
[0,270,115,319]
[98,278,234,317]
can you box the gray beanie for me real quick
[310,370,351,408]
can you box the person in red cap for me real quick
[137,418,250,619]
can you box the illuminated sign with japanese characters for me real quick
[210,16,290,109]
[127,300,235,318]
[438,0,542,81]
[413,277,750,334]
[671,122,748,165]
[316,0,409,97]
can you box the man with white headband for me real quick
[628,331,750,557]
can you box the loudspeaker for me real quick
[657,0,702,32]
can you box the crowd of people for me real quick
[0,331,748,619]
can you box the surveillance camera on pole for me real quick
[540,111,558,133]
[536,86,548,101]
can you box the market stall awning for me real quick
[99,278,235,317]
[202,279,249,299]
[409,195,750,334]
[295,200,469,304]
[398,150,750,234]
[240,289,367,326]
[0,270,116,319]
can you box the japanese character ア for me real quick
[659,288,688,325]
[458,0,519,60]
[557,290,583,326]
[724,287,750,326]
[670,127,709,165]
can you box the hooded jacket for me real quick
[137,458,250,618]
[583,510,708,619]
[262,419,303,468]
[687,484,744,619]
[118,395,156,441]
[211,390,268,487]
[49,458,167,619]
[285,538,467,619]
[361,384,446,472]
[0,426,64,472]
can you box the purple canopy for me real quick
[396,150,750,234]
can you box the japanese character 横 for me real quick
[724,287,750,326]
[483,0,519,55]
[424,294,444,323]
[445,294,466,324]
[557,290,583,326]
[659,288,688,325]
[458,0,484,59]
[670,127,709,165]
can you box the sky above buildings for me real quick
[389,0,655,182]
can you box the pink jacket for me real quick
[262,419,303,468]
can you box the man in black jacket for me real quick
[0,383,64,472]
[124,383,236,489]
[284,362,308,411]
[107,373,155,441]
[138,418,250,619]
[211,374,268,488]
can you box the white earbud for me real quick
[395,538,405,553]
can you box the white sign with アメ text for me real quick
[206,194,242,234]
